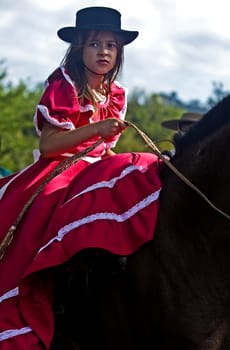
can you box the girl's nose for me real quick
[98,43,108,54]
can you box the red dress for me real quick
[0,67,162,349]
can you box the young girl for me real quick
[37,6,138,160]
[0,7,162,349]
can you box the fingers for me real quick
[115,120,127,130]
[99,118,127,139]
[113,121,126,135]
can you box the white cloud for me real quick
[1,0,230,102]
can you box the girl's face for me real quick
[83,31,119,76]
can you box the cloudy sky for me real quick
[1,0,230,103]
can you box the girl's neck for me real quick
[85,67,104,90]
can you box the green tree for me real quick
[116,90,184,154]
[206,81,229,108]
[0,62,43,171]
[2,60,228,172]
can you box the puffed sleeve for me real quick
[33,67,80,136]
[104,81,128,149]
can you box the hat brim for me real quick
[57,26,139,45]
[161,119,197,131]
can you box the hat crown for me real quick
[180,112,202,122]
[76,7,121,30]
[57,6,138,45]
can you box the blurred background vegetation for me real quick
[0,59,229,173]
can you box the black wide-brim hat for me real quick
[57,6,139,45]
[161,112,203,131]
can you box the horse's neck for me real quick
[175,95,230,154]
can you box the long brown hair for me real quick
[61,30,124,108]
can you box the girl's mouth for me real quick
[96,60,109,65]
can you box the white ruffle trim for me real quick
[0,327,32,341]
[38,188,161,254]
[34,105,75,136]
[0,287,19,303]
[62,164,147,206]
[0,163,34,200]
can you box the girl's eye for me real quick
[87,41,118,49]
[89,42,98,48]
[108,42,117,49]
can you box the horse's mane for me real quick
[174,95,230,155]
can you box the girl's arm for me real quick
[39,118,126,158]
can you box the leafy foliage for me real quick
[0,60,229,172]
[116,90,183,154]
[0,62,43,171]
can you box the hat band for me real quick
[76,24,122,31]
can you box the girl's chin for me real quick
[95,67,110,74]
[94,70,109,76]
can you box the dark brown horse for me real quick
[51,96,230,350]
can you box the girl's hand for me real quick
[97,118,127,139]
